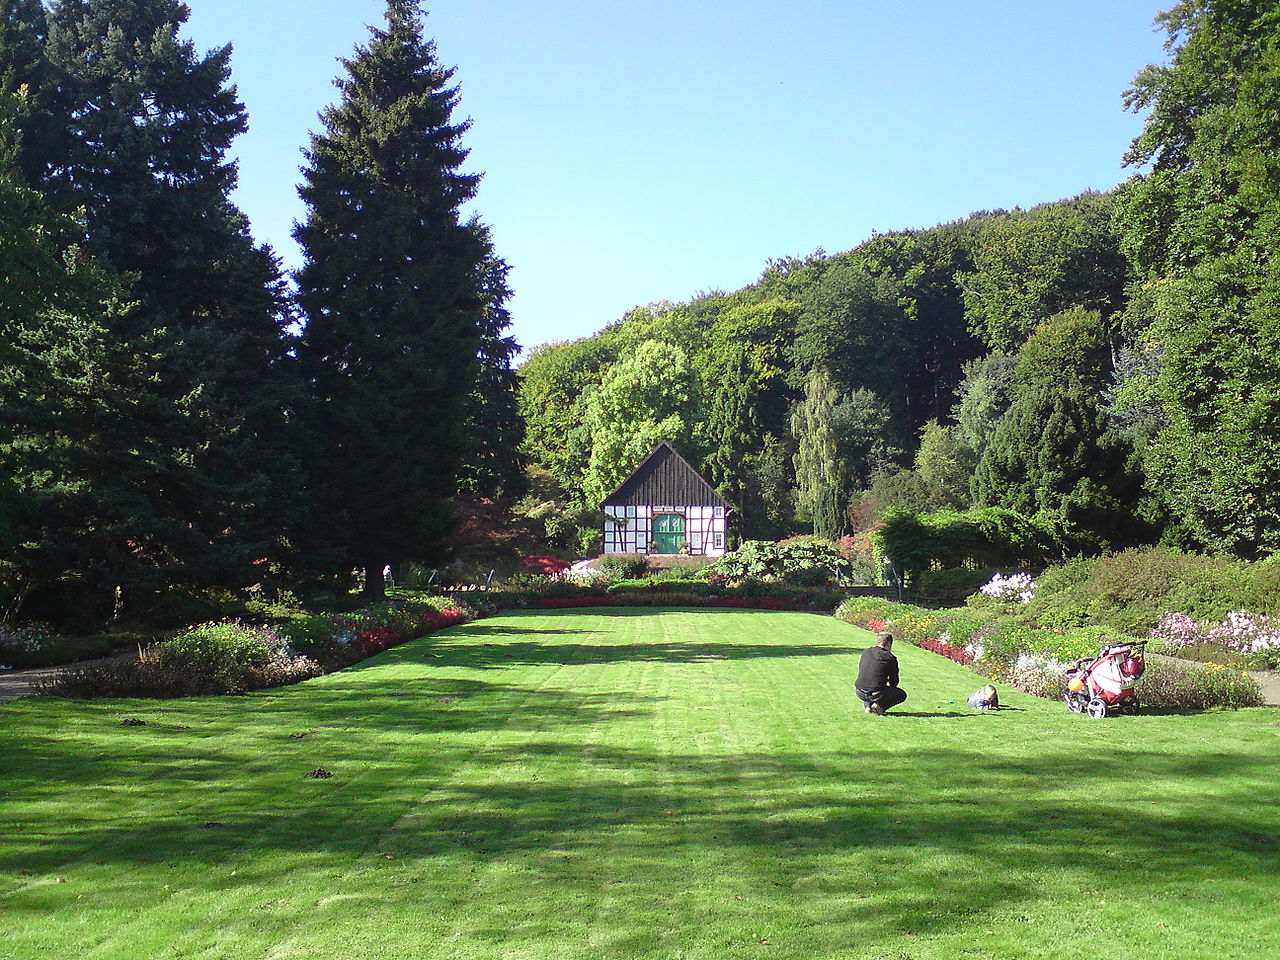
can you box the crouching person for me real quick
[856,631,908,715]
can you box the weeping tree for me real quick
[791,369,847,540]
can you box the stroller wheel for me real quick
[1086,698,1108,720]
[1063,690,1083,713]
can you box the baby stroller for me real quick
[1063,640,1147,719]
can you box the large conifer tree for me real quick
[0,0,55,184]
[294,0,492,598]
[36,0,301,601]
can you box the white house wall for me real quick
[603,504,727,556]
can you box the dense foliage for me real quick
[517,191,1139,553]
[0,1,519,626]
[873,508,1068,582]
[1115,0,1280,558]
[294,0,502,599]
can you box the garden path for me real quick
[1249,669,1280,706]
[0,651,134,703]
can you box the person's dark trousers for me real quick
[856,686,908,712]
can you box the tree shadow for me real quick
[3,607,1277,951]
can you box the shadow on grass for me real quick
[3,607,1277,945]
[3,729,1277,940]
[415,637,863,670]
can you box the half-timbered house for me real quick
[601,441,732,556]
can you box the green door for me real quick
[653,513,685,554]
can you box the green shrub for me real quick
[917,567,1001,601]
[276,614,332,655]
[1021,548,1250,635]
[833,597,922,630]
[129,586,241,628]
[599,555,649,579]
[930,610,993,649]
[0,622,121,669]
[1139,659,1263,710]
[1244,559,1280,615]
[241,588,306,621]
[884,608,954,646]
[1003,653,1069,699]
[706,539,852,585]
[41,621,321,698]
[874,507,1068,581]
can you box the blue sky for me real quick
[182,0,1170,354]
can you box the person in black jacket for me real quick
[856,631,908,715]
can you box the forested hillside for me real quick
[519,191,1136,551]
[519,1,1280,563]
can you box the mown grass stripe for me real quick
[1,608,1277,960]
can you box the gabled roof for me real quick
[601,441,732,509]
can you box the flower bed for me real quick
[40,594,475,699]
[834,596,1264,710]
[1151,610,1280,669]
[918,636,974,666]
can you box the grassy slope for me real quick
[1,608,1277,960]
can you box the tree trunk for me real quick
[362,560,386,601]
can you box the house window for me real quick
[714,530,724,550]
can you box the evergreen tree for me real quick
[294,0,490,598]
[790,369,847,540]
[702,345,758,510]
[0,0,55,183]
[459,223,525,498]
[0,120,151,623]
[953,350,1017,461]
[971,387,1143,549]
[39,0,301,600]
[912,420,974,510]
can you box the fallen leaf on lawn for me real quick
[55,877,66,883]
[757,938,769,944]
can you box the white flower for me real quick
[979,572,1037,604]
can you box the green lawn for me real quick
[2,608,1278,959]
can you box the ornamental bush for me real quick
[705,538,852,585]
[1139,659,1263,710]
[978,571,1038,604]
[1151,609,1280,669]
[521,554,572,578]
[598,555,650,579]
[41,621,322,698]
[873,507,1068,582]
[1018,548,1252,635]
[0,622,59,668]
